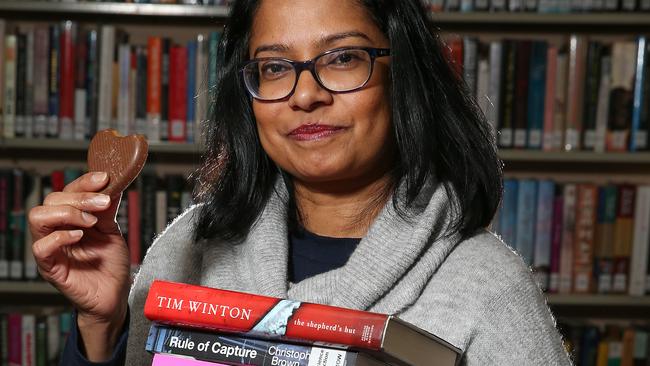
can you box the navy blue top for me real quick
[59,228,361,365]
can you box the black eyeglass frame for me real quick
[239,47,391,101]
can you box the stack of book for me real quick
[143,280,462,366]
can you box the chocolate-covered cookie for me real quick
[87,129,149,196]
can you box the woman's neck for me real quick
[293,172,394,238]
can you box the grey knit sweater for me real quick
[125,180,573,365]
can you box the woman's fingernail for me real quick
[70,230,84,239]
[90,195,110,207]
[81,212,98,225]
[91,172,108,183]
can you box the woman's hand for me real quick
[28,171,130,361]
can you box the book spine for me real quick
[129,48,137,135]
[155,185,167,235]
[543,45,557,151]
[9,169,23,280]
[598,185,618,294]
[0,172,10,279]
[208,32,220,94]
[499,41,515,148]
[629,186,650,295]
[607,41,637,152]
[594,52,612,153]
[582,41,603,151]
[128,189,141,274]
[513,40,531,149]
[98,25,115,133]
[463,37,478,97]
[161,38,171,141]
[146,324,363,366]
[74,27,87,141]
[8,313,21,366]
[136,46,148,136]
[33,26,49,138]
[144,280,391,350]
[15,33,25,138]
[612,185,636,293]
[168,45,187,142]
[23,173,40,280]
[572,184,598,293]
[4,34,17,139]
[25,29,34,139]
[0,20,4,136]
[59,21,76,140]
[559,183,576,294]
[514,179,537,266]
[487,41,503,139]
[476,46,491,133]
[47,25,60,138]
[86,29,99,139]
[187,40,197,144]
[147,37,162,142]
[195,34,207,147]
[21,314,35,366]
[527,40,547,149]
[553,51,568,150]
[499,179,519,248]
[533,180,555,290]
[564,35,586,151]
[117,43,131,135]
[630,36,647,151]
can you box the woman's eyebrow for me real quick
[253,31,372,58]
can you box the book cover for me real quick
[144,280,461,366]
[595,185,618,294]
[612,184,636,293]
[559,183,576,294]
[21,314,35,366]
[146,323,386,366]
[631,36,648,151]
[607,41,637,152]
[499,40,515,148]
[47,25,60,138]
[15,33,26,138]
[488,41,504,141]
[24,27,34,139]
[564,35,587,151]
[8,313,21,366]
[117,42,131,136]
[533,180,555,290]
[572,184,598,293]
[74,27,87,141]
[147,36,162,143]
[152,353,228,366]
[32,26,49,138]
[98,25,115,133]
[515,179,537,266]
[3,34,16,139]
[629,185,650,296]
[594,51,612,153]
[553,49,568,150]
[527,40,547,149]
[161,38,171,141]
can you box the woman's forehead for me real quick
[250,0,384,54]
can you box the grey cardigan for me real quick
[125,180,573,365]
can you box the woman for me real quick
[28,0,572,365]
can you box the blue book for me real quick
[631,36,647,151]
[208,31,221,92]
[500,179,519,249]
[186,40,197,144]
[515,179,538,266]
[527,41,548,149]
[533,180,555,289]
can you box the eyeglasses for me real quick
[240,47,391,101]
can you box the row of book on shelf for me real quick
[0,167,194,281]
[445,34,650,152]
[424,0,650,12]
[0,19,221,144]
[491,179,650,296]
[558,319,650,366]
[50,0,231,4]
[0,309,73,366]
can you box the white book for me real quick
[488,41,503,141]
[594,55,611,153]
[156,190,167,236]
[21,314,36,366]
[3,34,16,139]
[23,173,41,280]
[508,0,523,11]
[630,186,650,296]
[98,25,115,132]
[559,184,577,294]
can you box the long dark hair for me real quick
[194,0,503,242]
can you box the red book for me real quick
[59,21,76,122]
[168,45,187,142]
[8,313,21,366]
[50,171,65,192]
[144,280,460,366]
[127,189,141,272]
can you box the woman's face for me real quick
[249,0,394,186]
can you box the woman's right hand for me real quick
[28,171,131,361]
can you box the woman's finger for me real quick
[42,192,111,212]
[32,229,84,273]
[62,171,109,193]
[29,205,98,238]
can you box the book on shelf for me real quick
[146,323,388,366]
[494,178,650,296]
[144,280,462,366]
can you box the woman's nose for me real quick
[287,69,333,111]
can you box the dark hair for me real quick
[194,0,503,242]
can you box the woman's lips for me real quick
[288,124,346,141]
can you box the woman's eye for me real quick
[261,62,290,77]
[332,52,356,64]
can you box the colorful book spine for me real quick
[0,20,4,136]
[515,179,537,265]
[24,29,34,139]
[161,38,171,141]
[186,40,196,144]
[607,41,637,152]
[146,324,377,366]
[0,172,9,279]
[631,36,648,151]
[612,185,636,293]
[564,35,586,151]
[147,37,162,143]
[553,50,568,150]
[169,45,188,142]
[582,41,603,150]
[572,184,598,293]
[559,183,577,294]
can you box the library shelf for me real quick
[0,138,203,155]
[498,150,650,164]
